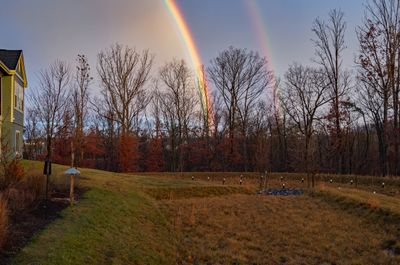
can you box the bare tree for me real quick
[208,46,273,170]
[156,59,199,171]
[268,79,289,172]
[23,108,43,160]
[356,0,400,176]
[30,60,70,162]
[281,64,330,187]
[97,43,153,134]
[72,54,92,166]
[312,9,351,173]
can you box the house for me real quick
[0,49,27,157]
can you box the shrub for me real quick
[0,194,8,248]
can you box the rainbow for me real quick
[164,0,279,119]
[244,0,280,113]
[164,0,213,125]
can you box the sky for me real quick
[0,0,366,94]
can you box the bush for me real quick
[0,194,8,248]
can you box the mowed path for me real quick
[11,162,400,264]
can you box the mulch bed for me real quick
[0,188,86,265]
[257,188,304,196]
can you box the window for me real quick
[14,81,23,111]
[15,130,20,153]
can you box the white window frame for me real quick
[14,80,24,112]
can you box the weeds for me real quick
[161,194,400,264]
[144,186,253,200]
[0,195,8,248]
[0,159,25,190]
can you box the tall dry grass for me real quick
[161,194,400,264]
[0,159,25,190]
[3,173,44,215]
[0,194,8,248]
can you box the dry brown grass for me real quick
[2,173,44,215]
[160,194,400,264]
[144,186,253,200]
[0,195,8,249]
[143,172,400,197]
[316,185,400,215]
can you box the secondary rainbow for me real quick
[164,0,213,123]
[244,0,280,113]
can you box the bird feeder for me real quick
[64,168,80,207]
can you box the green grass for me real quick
[11,161,177,265]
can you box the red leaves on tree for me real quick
[81,129,104,168]
[145,138,164,172]
[117,133,139,172]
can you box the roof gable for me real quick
[0,49,27,87]
[0,50,22,70]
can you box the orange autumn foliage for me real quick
[118,133,139,172]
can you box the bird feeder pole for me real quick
[70,174,74,206]
[64,168,80,207]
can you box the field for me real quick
[6,161,400,264]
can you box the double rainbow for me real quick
[164,0,278,119]
[244,0,280,113]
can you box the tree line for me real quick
[24,0,400,177]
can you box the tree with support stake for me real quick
[64,168,80,207]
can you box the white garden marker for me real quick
[64,168,81,207]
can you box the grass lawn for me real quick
[12,161,177,265]
[9,161,400,264]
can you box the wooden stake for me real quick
[70,174,74,207]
